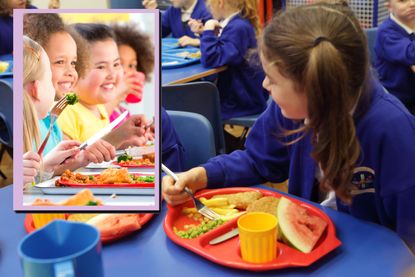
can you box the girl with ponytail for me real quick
[195,0,269,120]
[163,3,415,253]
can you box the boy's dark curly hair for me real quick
[0,0,32,16]
[23,13,89,78]
[112,23,154,81]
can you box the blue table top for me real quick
[1,184,414,276]
[162,63,227,86]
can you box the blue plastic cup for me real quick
[18,220,103,277]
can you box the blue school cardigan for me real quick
[0,5,37,56]
[200,15,268,120]
[374,17,415,108]
[203,78,415,252]
[162,107,185,172]
[161,0,212,38]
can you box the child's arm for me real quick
[377,31,415,65]
[104,114,148,150]
[161,7,173,38]
[202,103,291,188]
[178,36,200,47]
[43,140,80,174]
[200,20,250,68]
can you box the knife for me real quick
[79,110,128,150]
[209,228,239,245]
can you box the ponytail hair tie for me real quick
[313,36,330,47]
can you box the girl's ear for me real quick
[26,80,41,101]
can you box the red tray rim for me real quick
[112,160,155,168]
[163,187,341,271]
[57,172,155,188]
[24,213,154,244]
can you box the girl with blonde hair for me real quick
[23,36,81,185]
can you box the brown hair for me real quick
[0,0,32,16]
[261,4,370,202]
[23,36,44,152]
[23,13,89,79]
[208,0,261,37]
[111,23,154,81]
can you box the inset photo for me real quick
[13,9,160,212]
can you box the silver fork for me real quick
[37,97,69,156]
[161,164,220,221]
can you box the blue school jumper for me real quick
[203,78,415,252]
[200,15,268,120]
[374,17,415,109]
[161,0,212,38]
[162,107,185,172]
[0,5,36,55]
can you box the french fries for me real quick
[182,196,244,221]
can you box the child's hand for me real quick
[162,167,208,206]
[188,19,204,35]
[43,140,81,172]
[124,71,145,103]
[104,114,148,149]
[178,36,200,47]
[145,124,155,141]
[23,151,41,184]
[204,19,222,35]
[142,0,157,9]
[411,65,415,73]
[84,139,116,164]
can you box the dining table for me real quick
[162,63,227,85]
[1,184,414,277]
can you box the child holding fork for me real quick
[163,3,415,252]
[23,36,80,185]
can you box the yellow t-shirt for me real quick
[57,103,109,142]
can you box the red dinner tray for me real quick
[112,160,155,168]
[24,213,154,243]
[58,173,155,188]
[163,187,341,271]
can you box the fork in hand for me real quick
[37,97,69,156]
[161,164,220,221]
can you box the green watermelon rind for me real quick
[277,197,314,253]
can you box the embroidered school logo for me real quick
[350,167,375,195]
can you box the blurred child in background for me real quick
[374,0,415,113]
[108,22,154,124]
[0,0,36,56]
[143,0,212,47]
[195,0,268,120]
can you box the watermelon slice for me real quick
[277,197,327,253]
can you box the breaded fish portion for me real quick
[212,191,263,209]
[246,196,280,216]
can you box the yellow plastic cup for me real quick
[237,212,278,263]
[32,214,66,229]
